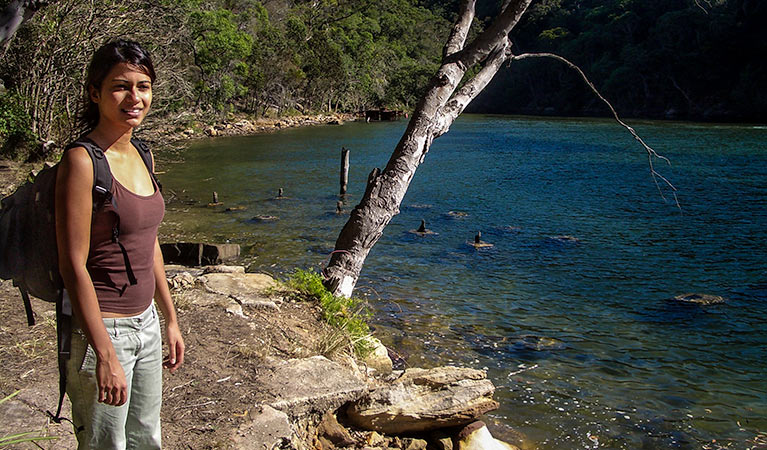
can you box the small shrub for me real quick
[286,269,373,358]
[0,92,37,160]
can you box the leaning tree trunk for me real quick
[323,0,534,297]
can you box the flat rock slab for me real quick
[164,264,205,277]
[203,265,246,274]
[231,405,295,449]
[200,272,278,305]
[263,356,367,418]
[346,366,499,434]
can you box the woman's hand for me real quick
[96,355,128,406]
[163,322,185,373]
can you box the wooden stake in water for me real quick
[340,147,350,196]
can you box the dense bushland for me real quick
[0,0,451,160]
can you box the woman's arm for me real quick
[152,238,184,372]
[55,147,127,407]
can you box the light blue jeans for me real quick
[67,303,163,450]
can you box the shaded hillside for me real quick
[467,0,767,122]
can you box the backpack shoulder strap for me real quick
[131,137,161,191]
[131,137,154,174]
[65,138,112,204]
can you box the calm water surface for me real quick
[158,115,767,449]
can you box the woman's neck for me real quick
[87,125,134,153]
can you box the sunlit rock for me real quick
[455,421,519,450]
[673,293,726,305]
[346,366,498,434]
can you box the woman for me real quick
[55,39,184,449]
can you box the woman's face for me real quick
[90,62,152,130]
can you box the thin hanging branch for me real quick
[693,0,711,14]
[512,52,680,208]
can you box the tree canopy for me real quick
[0,0,762,160]
[0,0,452,159]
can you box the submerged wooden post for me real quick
[340,147,350,196]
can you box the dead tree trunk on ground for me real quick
[323,0,533,297]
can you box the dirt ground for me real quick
[0,273,339,449]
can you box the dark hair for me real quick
[79,39,156,131]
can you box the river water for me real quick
[158,115,767,449]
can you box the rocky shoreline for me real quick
[0,112,355,198]
[139,112,356,150]
[159,265,524,449]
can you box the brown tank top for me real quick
[87,172,164,315]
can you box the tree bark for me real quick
[0,0,47,48]
[323,0,533,297]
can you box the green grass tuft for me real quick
[286,269,373,358]
[0,391,59,446]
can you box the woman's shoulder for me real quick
[58,145,95,187]
[60,145,93,171]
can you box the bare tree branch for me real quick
[443,0,476,58]
[449,0,532,69]
[693,0,710,14]
[513,52,679,208]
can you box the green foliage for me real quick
[0,92,33,139]
[539,26,570,41]
[1,0,457,143]
[2,0,764,146]
[286,269,373,357]
[189,8,254,110]
[0,92,37,160]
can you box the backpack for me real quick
[0,136,156,422]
